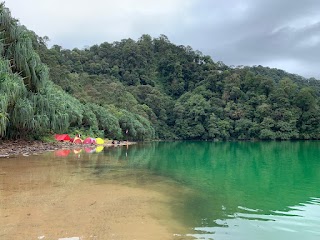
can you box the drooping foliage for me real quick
[0,3,154,140]
[0,4,77,138]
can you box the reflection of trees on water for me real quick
[119,141,320,227]
[47,141,320,229]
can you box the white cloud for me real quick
[6,0,194,48]
[5,0,320,78]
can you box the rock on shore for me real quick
[0,140,68,157]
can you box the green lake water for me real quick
[106,141,320,239]
[1,141,320,239]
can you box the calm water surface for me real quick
[1,141,320,240]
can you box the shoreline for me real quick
[0,153,184,240]
[0,139,136,157]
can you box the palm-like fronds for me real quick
[0,4,82,138]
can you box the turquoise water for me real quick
[104,141,320,239]
[2,141,319,239]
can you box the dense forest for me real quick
[1,3,320,141]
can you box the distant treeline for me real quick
[1,3,319,140]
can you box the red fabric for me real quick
[83,137,95,144]
[73,137,83,144]
[54,134,71,141]
[85,147,95,153]
[54,149,71,157]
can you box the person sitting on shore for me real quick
[73,134,83,144]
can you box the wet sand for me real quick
[0,153,188,240]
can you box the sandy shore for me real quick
[1,180,177,240]
[0,140,190,240]
[0,139,135,157]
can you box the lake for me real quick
[1,141,320,240]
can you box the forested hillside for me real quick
[1,2,320,141]
[0,3,154,141]
[37,37,320,140]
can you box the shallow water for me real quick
[112,141,320,239]
[1,141,320,240]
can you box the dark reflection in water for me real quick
[40,141,320,239]
[91,141,320,240]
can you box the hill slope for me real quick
[37,35,320,140]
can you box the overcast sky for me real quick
[6,0,320,78]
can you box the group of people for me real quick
[111,140,121,145]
